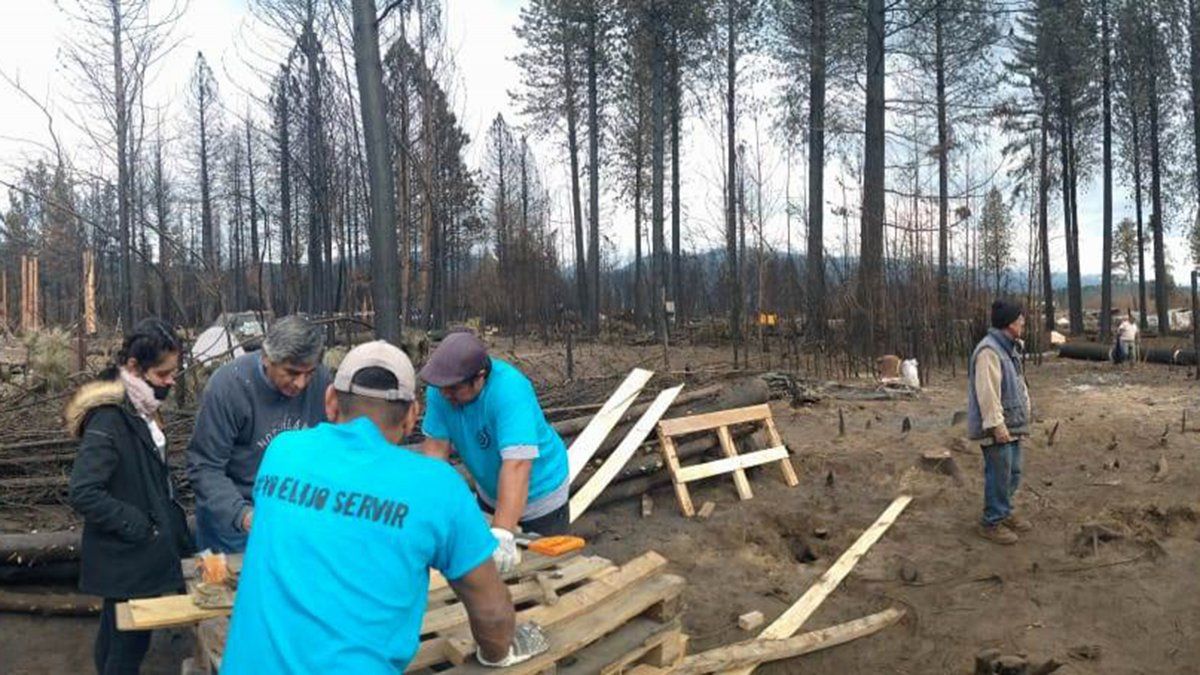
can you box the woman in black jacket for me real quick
[67,318,194,675]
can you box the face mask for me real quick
[152,383,172,401]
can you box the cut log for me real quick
[553,384,719,437]
[554,380,767,438]
[0,588,101,616]
[584,429,757,512]
[675,607,905,674]
[0,530,82,566]
[0,560,80,584]
[0,476,69,490]
[570,386,684,522]
[0,452,76,469]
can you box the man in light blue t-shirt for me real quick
[222,341,548,673]
[420,332,570,574]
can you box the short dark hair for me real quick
[103,317,181,379]
[336,367,412,427]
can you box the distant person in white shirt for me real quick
[1115,314,1139,364]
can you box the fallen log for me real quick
[564,379,771,469]
[0,438,75,453]
[1058,342,1198,366]
[0,530,82,566]
[0,560,79,584]
[0,588,101,616]
[584,428,761,511]
[553,384,724,437]
[572,424,758,493]
[0,476,69,490]
[0,452,76,468]
[672,607,906,674]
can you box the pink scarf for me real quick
[119,368,163,419]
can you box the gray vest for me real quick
[967,328,1031,440]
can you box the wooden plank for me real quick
[120,594,229,631]
[657,404,772,438]
[555,617,681,675]
[676,607,905,674]
[720,496,913,675]
[432,552,671,669]
[738,611,764,631]
[569,368,655,482]
[427,552,584,606]
[115,601,135,631]
[656,432,695,517]
[421,556,613,634]
[716,426,753,500]
[675,447,789,484]
[763,417,799,487]
[570,386,685,522]
[445,572,686,674]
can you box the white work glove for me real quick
[477,622,550,667]
[490,527,521,574]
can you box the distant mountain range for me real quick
[606,249,1170,292]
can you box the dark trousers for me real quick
[477,496,570,536]
[95,598,151,675]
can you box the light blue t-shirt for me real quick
[422,358,569,520]
[221,417,497,675]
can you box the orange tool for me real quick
[516,535,586,557]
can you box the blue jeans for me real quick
[981,441,1022,526]
[195,506,248,554]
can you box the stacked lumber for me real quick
[185,550,688,674]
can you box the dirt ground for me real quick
[4,342,1200,674]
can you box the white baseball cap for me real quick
[333,341,416,401]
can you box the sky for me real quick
[0,0,1193,283]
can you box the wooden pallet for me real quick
[656,403,798,517]
[191,550,686,675]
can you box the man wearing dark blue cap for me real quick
[967,300,1033,545]
[419,332,570,574]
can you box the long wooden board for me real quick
[568,368,655,482]
[118,594,229,631]
[125,554,568,632]
[720,495,913,675]
[570,385,685,522]
[675,607,905,674]
[675,447,789,484]
[657,404,772,438]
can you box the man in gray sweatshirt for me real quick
[187,316,331,553]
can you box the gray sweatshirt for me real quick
[186,353,330,548]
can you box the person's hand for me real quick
[477,623,550,667]
[490,527,521,574]
[241,508,254,533]
[993,426,1013,444]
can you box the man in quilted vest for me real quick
[967,300,1033,545]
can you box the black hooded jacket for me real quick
[66,379,193,598]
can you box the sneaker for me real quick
[1003,513,1033,532]
[977,522,1018,545]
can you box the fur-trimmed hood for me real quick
[64,379,127,438]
